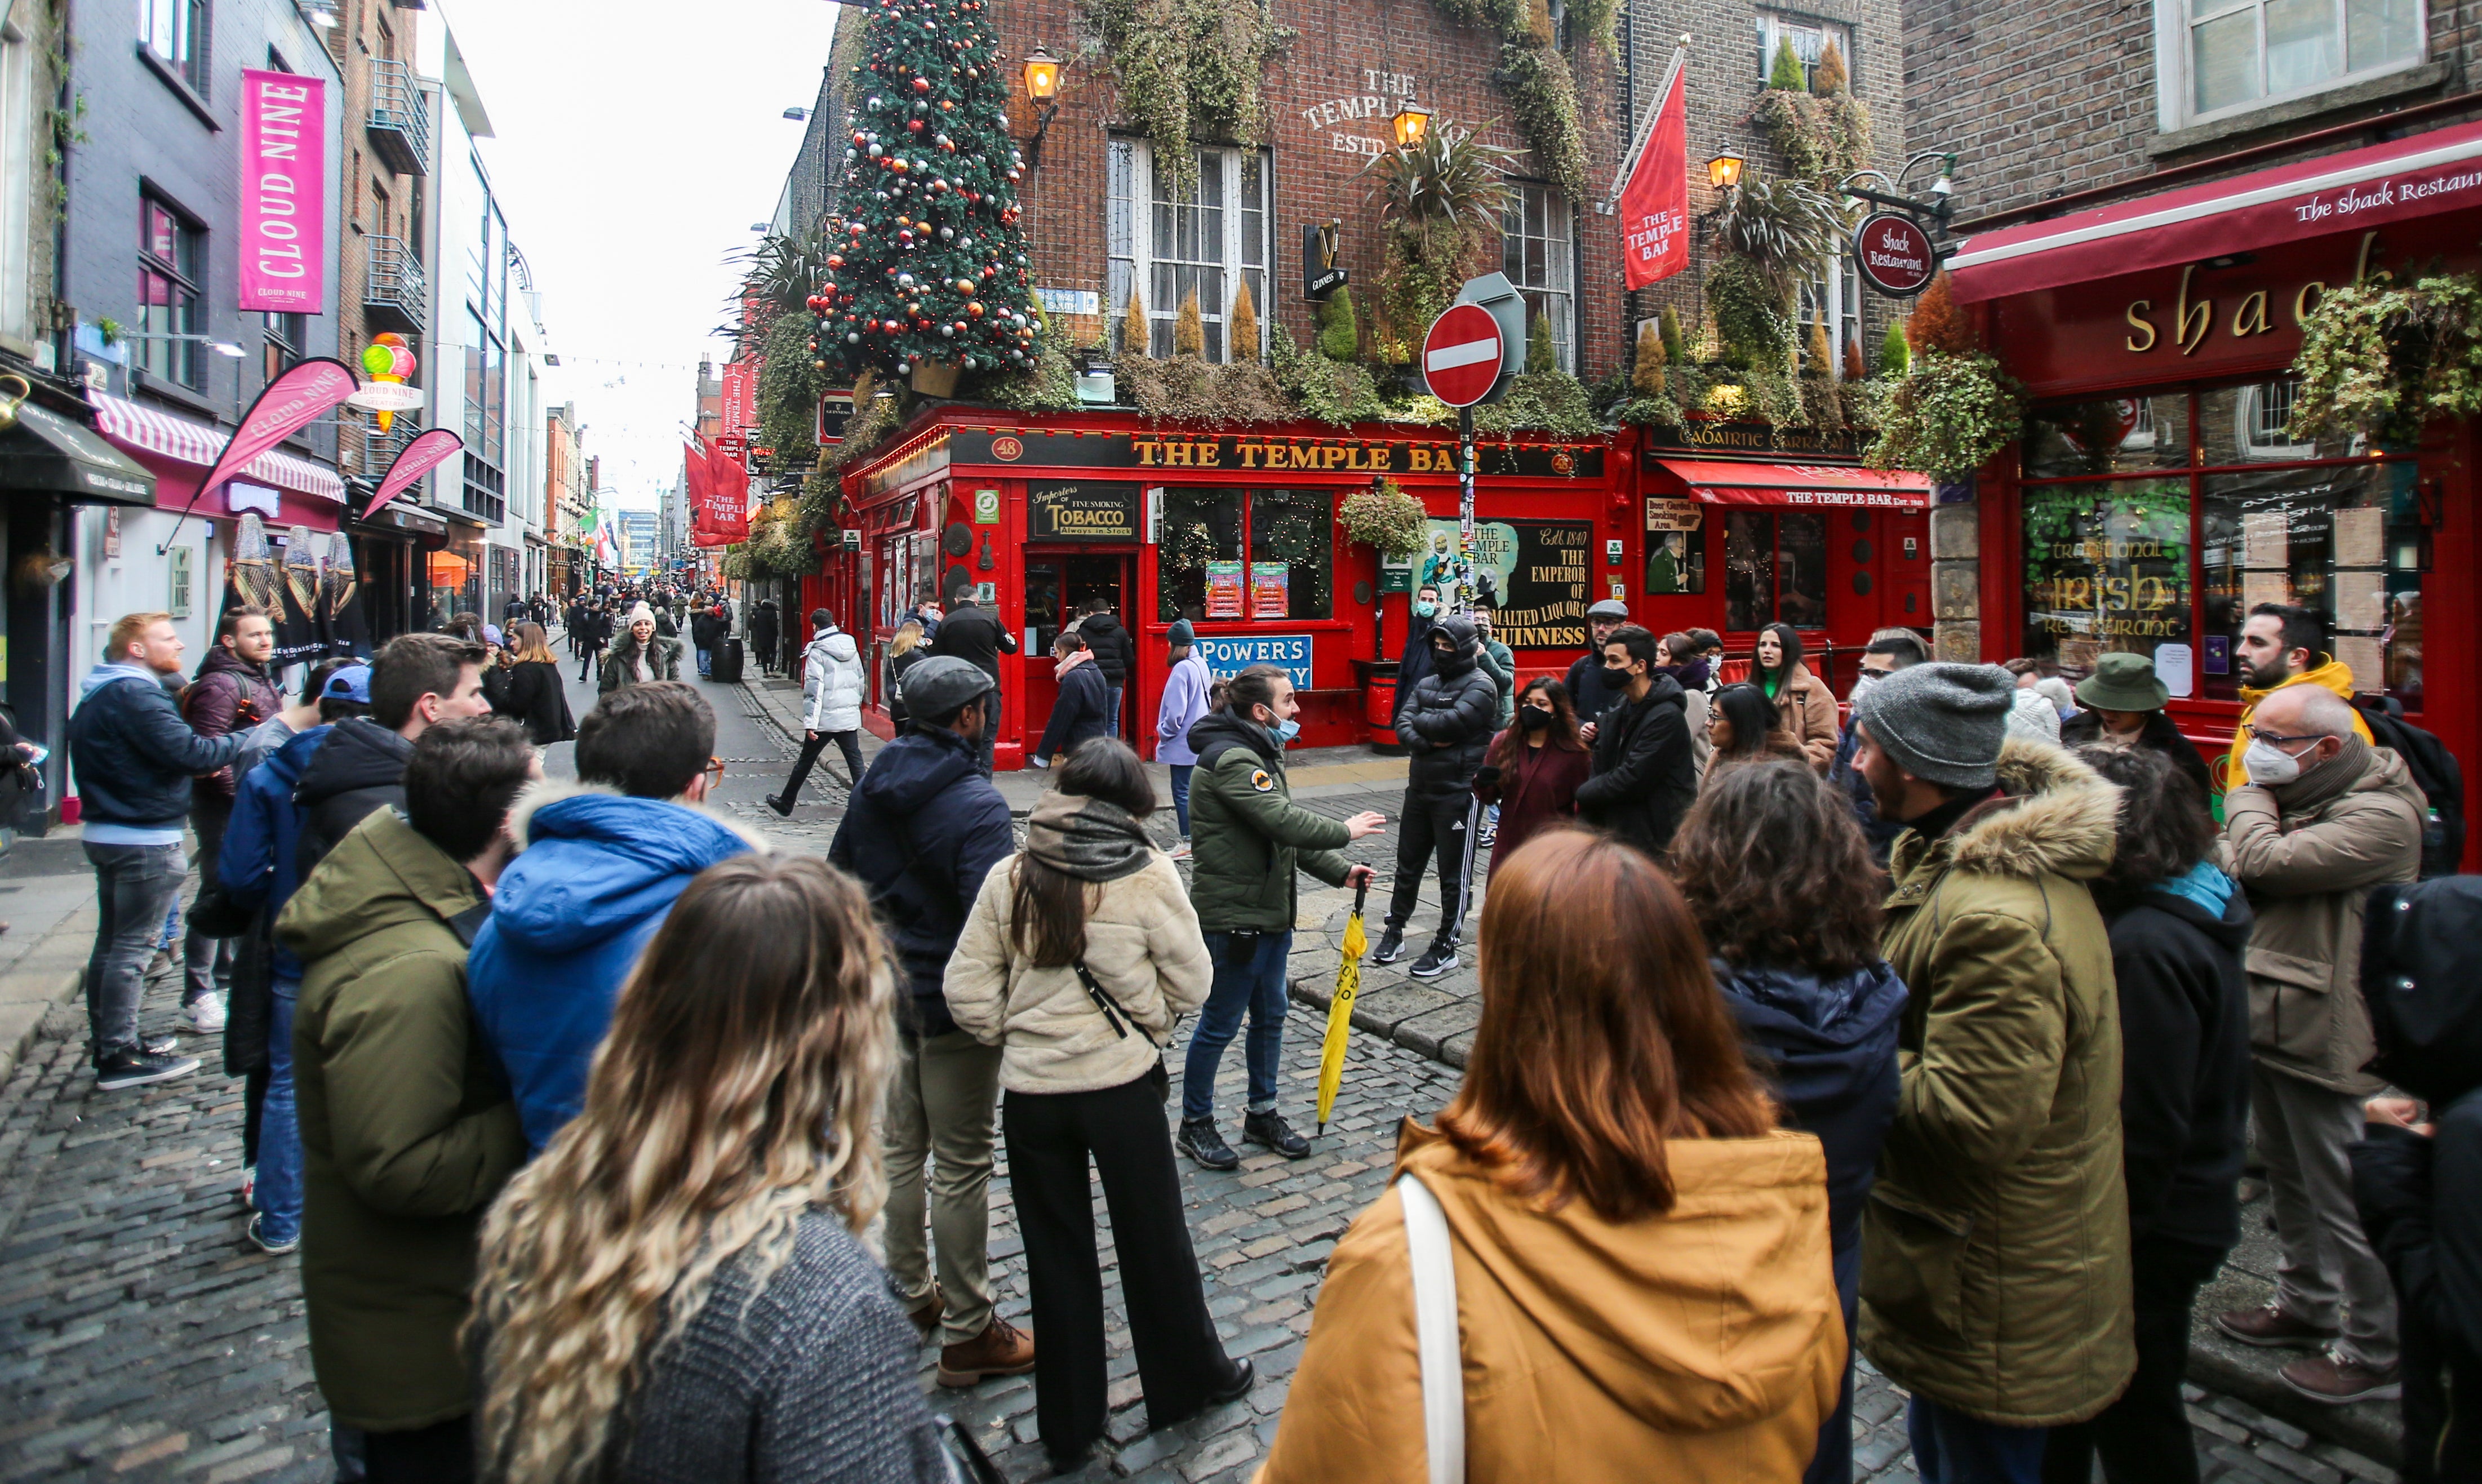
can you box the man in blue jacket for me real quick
[69,612,248,1090]
[828,655,1032,1386]
[468,682,757,1153]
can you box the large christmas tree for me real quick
[815,0,1043,382]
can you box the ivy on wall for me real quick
[1084,0,1292,193]
[1426,0,1594,197]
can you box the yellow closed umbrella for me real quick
[1315,879,1372,1136]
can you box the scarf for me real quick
[2272,732,2369,815]
[1659,657,1711,691]
[1055,648,1094,677]
[2152,859,2237,918]
[1025,793,1154,882]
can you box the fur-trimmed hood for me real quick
[1935,737,2120,883]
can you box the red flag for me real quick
[694,439,749,545]
[1617,51,1690,290]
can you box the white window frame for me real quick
[0,14,31,344]
[1755,10,1854,89]
[2154,0,2427,132]
[1501,181,1576,373]
[1106,137,1271,362]
[2238,380,2319,461]
[1797,255,1863,380]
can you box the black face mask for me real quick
[1517,706,1552,730]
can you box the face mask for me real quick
[2243,737,2307,786]
[1518,706,1552,730]
[1273,716,1301,744]
[1850,671,1882,705]
[1414,601,1437,618]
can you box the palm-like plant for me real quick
[1363,126,1520,359]
[1707,174,1844,291]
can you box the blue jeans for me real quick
[696,646,713,676]
[255,975,304,1243]
[1169,765,1194,837]
[1908,1395,2047,1484]
[1180,931,1290,1123]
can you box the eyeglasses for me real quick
[704,756,726,790]
[2244,725,2321,747]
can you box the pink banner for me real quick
[363,427,465,521]
[238,70,328,314]
[194,358,357,508]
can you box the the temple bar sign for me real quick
[956,428,1601,480]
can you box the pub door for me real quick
[1022,551,1135,753]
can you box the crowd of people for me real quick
[48,585,2477,1484]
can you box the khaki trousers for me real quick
[884,1029,1005,1347]
[2253,1064,2399,1368]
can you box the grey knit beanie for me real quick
[1853,662,2015,789]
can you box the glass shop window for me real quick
[1157,490,1333,622]
[2020,476,2195,684]
[2022,393,2193,478]
[2200,460,2423,707]
[1724,510,1826,631]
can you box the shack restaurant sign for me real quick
[1854,212,1936,296]
[949,428,1602,479]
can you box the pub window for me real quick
[1500,182,1575,372]
[1158,489,1333,622]
[2021,476,2195,690]
[2170,0,2424,127]
[1755,11,1853,87]
[138,194,205,389]
[2201,460,2422,706]
[1107,139,1271,362]
[2022,393,2194,477]
[1724,510,1827,631]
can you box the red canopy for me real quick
[1947,118,2482,304]
[1650,458,1932,509]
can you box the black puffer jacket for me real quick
[1393,615,1499,798]
[1078,614,1137,686]
[292,718,412,883]
[1573,674,1695,857]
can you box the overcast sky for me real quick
[441,0,841,511]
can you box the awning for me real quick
[90,392,347,503]
[1948,117,2482,304]
[1651,459,1932,509]
[0,401,157,506]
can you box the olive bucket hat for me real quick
[2073,651,2170,712]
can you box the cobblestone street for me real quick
[0,665,2410,1482]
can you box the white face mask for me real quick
[1850,670,1882,705]
[2243,737,2307,786]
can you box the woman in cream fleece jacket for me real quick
[944,739,1245,1472]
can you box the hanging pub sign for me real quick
[1027,480,1140,541]
[1302,220,1347,300]
[1854,212,1938,297]
[953,427,1601,479]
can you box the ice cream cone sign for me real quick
[347,334,422,431]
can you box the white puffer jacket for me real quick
[800,625,866,733]
[943,853,1213,1095]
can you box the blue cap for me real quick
[482,624,505,647]
[322,664,372,704]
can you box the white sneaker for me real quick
[1168,841,1193,860]
[181,993,227,1035]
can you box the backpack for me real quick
[2352,696,2466,879]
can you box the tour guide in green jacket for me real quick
[1848,663,2135,1465]
[277,803,526,1445]
[1176,664,1382,1171]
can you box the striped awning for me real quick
[89,392,347,503]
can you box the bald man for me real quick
[2214,683,2427,1406]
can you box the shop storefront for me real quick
[833,408,1622,768]
[1948,119,2482,846]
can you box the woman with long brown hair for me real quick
[1752,622,1840,772]
[1671,762,1906,1484]
[1471,676,1590,877]
[1706,682,1811,787]
[470,855,943,1483]
[1261,829,1844,1482]
[497,621,575,747]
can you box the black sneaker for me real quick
[1409,942,1460,980]
[95,1048,199,1091]
[764,793,795,817]
[1369,927,1406,965]
[1242,1109,1311,1159]
[1177,1118,1240,1171]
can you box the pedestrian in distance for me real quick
[1372,612,1499,979]
[1259,828,1845,1484]
[468,682,762,1153]
[179,604,283,1037]
[1156,620,1212,858]
[1672,761,1907,1484]
[1830,630,1932,865]
[296,633,493,882]
[927,592,1017,776]
[575,599,611,682]
[1176,665,1382,1170]
[2213,683,2423,1404]
[1075,597,1137,742]
[1751,621,1840,773]
[2060,651,2216,806]
[1471,602,1515,728]
[2043,745,2252,1484]
[1704,681,1811,787]
[1562,596,1633,734]
[689,601,721,677]
[827,656,1034,1386]
[497,623,576,746]
[749,596,779,677]
[478,625,514,715]
[1654,631,1713,781]
[600,602,683,695]
[1573,624,1698,860]
[1848,663,2133,1482]
[944,739,1251,1471]
[470,855,946,1484]
[68,612,249,1090]
[1033,628,1110,770]
[277,717,539,1483]
[1469,676,1589,879]
[886,619,929,732]
[767,607,868,815]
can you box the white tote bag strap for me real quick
[1397,1171,1464,1484]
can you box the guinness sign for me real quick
[1302,220,1347,300]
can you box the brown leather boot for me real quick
[905,1285,944,1341]
[937,1315,1036,1387]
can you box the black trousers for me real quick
[1004,1076,1235,1462]
[1384,786,1480,945]
[778,730,865,803]
[362,1415,472,1484]
[2043,1234,2227,1484]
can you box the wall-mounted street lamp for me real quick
[1706,153,1745,191]
[1391,101,1432,150]
[1022,48,1063,165]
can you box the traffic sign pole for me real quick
[1458,405,1476,614]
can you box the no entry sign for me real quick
[1854,212,1937,296]
[1422,303,1506,407]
